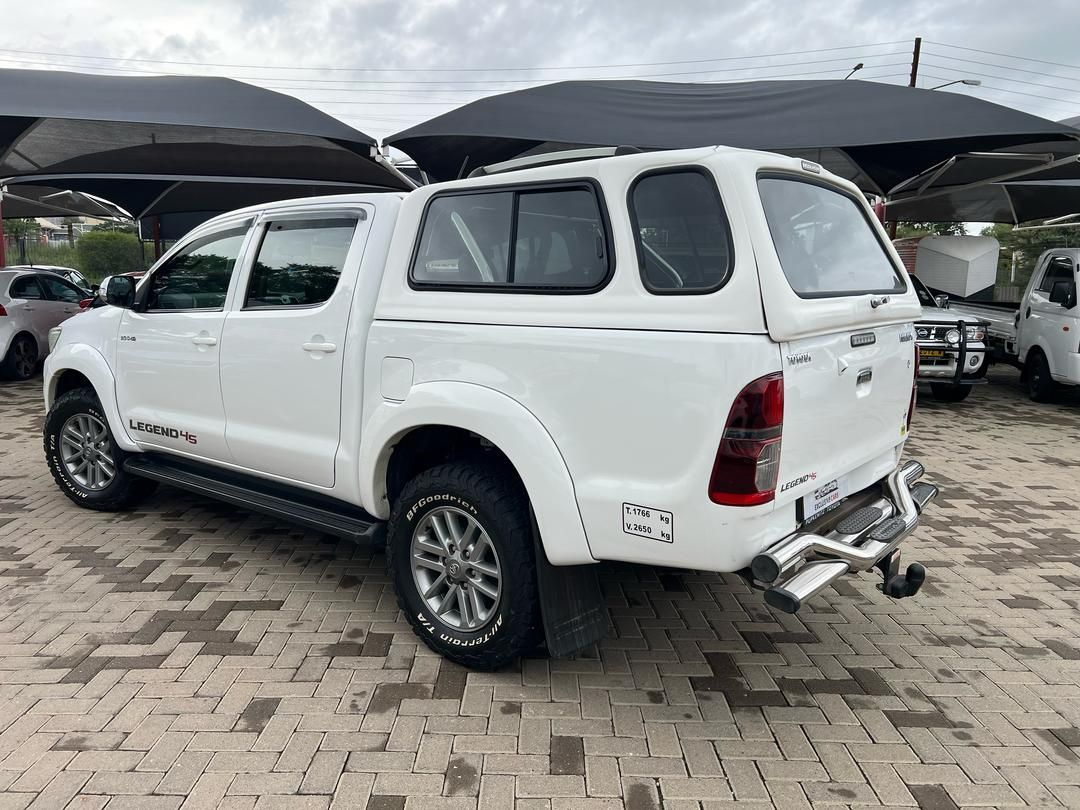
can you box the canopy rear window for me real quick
[758,176,905,299]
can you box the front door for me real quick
[1025,253,1077,377]
[219,208,369,488]
[115,222,253,461]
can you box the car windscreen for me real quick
[758,176,906,299]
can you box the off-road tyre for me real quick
[387,462,541,670]
[43,388,158,510]
[1,333,38,381]
[1025,350,1056,403]
[929,383,972,402]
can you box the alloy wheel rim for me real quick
[410,506,502,632]
[14,340,33,378]
[59,413,115,491]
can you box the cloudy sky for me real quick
[1,0,1078,139]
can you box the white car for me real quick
[42,145,938,668]
[0,269,86,380]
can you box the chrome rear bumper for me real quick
[751,460,937,613]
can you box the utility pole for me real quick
[909,37,922,87]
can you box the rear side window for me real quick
[9,276,44,300]
[629,169,734,293]
[1037,256,1074,293]
[758,176,905,298]
[411,184,610,291]
[245,218,358,308]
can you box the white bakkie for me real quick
[949,249,1080,402]
[42,146,938,669]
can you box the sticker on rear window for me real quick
[623,503,673,543]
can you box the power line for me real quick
[918,70,1079,106]
[0,52,910,86]
[928,40,1080,74]
[920,49,1080,80]
[0,40,908,73]
[920,61,1080,97]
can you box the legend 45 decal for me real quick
[128,419,198,445]
[623,503,674,543]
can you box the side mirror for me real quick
[1049,280,1076,308]
[100,275,136,308]
[934,294,949,309]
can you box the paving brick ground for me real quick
[1,367,1079,809]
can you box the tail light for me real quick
[78,298,94,309]
[906,342,919,432]
[0,305,7,316]
[709,372,784,506]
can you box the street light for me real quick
[844,63,864,80]
[930,78,982,90]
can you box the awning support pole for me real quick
[0,190,6,268]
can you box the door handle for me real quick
[191,335,218,346]
[22,305,34,311]
[302,341,337,353]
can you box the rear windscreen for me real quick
[758,176,905,298]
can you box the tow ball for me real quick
[876,550,926,599]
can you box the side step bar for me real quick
[124,454,384,542]
[752,460,937,613]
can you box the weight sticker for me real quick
[622,503,674,543]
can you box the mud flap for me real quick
[531,512,608,657]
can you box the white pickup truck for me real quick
[949,248,1080,401]
[42,146,938,669]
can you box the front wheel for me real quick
[387,462,541,670]
[1026,352,1056,403]
[929,383,972,402]
[43,388,157,510]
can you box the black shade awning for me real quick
[0,68,409,191]
[387,79,1078,192]
[886,180,1080,224]
[0,185,128,219]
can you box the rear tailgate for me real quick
[751,169,922,517]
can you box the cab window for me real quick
[145,226,249,311]
[244,217,358,309]
[1037,256,1074,293]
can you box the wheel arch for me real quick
[360,381,594,565]
[43,344,138,452]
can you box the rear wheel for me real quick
[1026,351,1056,403]
[1,334,38,381]
[44,388,157,510]
[387,461,541,669]
[930,383,972,402]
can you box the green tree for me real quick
[981,223,1080,290]
[895,221,966,239]
[5,218,41,240]
[76,231,142,282]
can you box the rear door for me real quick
[219,207,370,488]
[36,274,84,339]
[754,173,921,517]
[6,274,54,349]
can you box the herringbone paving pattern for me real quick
[1,369,1078,809]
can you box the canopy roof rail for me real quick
[467,146,646,179]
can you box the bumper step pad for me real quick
[752,460,937,613]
